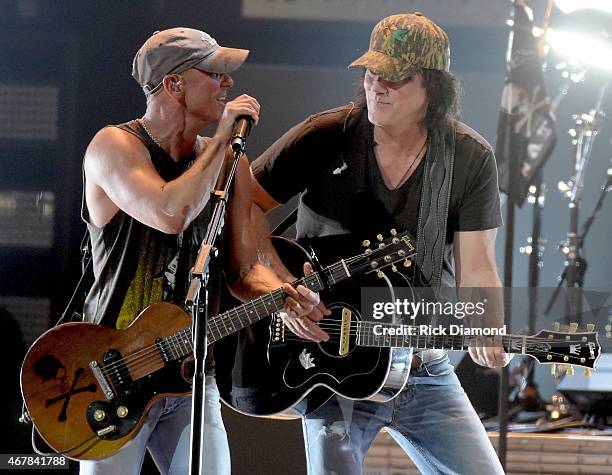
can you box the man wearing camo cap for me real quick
[79,27,321,475]
[250,13,507,474]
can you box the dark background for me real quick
[1,1,611,473]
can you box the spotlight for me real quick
[555,0,612,15]
[546,29,612,71]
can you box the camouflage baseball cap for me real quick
[132,27,249,95]
[348,13,450,81]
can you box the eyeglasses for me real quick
[198,70,225,81]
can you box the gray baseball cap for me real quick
[132,27,249,94]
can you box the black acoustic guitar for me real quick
[20,231,413,460]
[218,234,602,419]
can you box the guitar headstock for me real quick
[348,229,416,278]
[522,322,601,376]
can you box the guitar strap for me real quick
[54,231,94,326]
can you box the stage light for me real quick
[555,0,612,15]
[546,29,612,71]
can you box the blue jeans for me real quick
[303,357,504,475]
[80,376,230,475]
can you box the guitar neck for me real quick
[355,322,600,370]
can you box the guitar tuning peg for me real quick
[569,322,578,333]
[553,322,560,331]
[377,270,385,279]
[584,368,592,377]
[391,264,398,273]
[567,365,574,376]
[587,323,595,332]
[377,234,384,242]
[362,239,370,248]
[390,228,397,236]
[551,363,557,376]
[403,259,412,267]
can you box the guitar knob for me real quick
[586,323,595,332]
[403,259,411,267]
[377,234,383,242]
[390,228,397,236]
[362,240,370,247]
[93,409,106,422]
[584,368,592,377]
[567,366,574,376]
[569,322,578,333]
[116,406,129,418]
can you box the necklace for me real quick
[393,138,427,190]
[140,118,163,149]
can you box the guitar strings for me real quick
[278,335,593,363]
[102,316,593,379]
[102,323,594,382]
[108,330,594,384]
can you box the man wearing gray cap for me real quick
[80,27,322,474]
[250,13,508,474]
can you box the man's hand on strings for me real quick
[281,262,331,342]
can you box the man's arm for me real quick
[84,95,259,234]
[224,158,329,342]
[454,228,511,368]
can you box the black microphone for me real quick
[231,116,253,153]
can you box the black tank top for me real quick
[81,120,221,332]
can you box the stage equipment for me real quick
[544,81,610,322]
[558,353,612,425]
[517,62,586,401]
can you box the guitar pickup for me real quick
[339,308,352,356]
[89,361,114,400]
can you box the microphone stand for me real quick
[185,122,250,475]
[544,80,609,320]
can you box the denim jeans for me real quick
[302,357,504,475]
[80,376,230,475]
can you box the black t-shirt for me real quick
[252,105,502,244]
